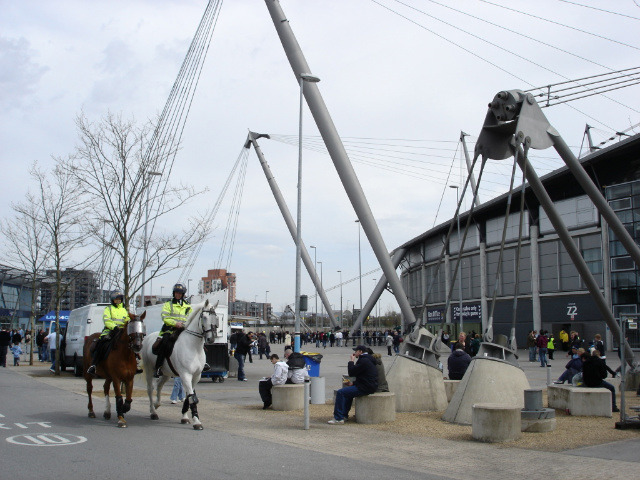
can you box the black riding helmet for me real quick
[110,290,124,305]
[172,283,187,298]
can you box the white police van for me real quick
[62,303,109,376]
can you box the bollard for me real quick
[524,389,543,411]
[303,381,310,430]
[310,376,325,404]
[546,366,551,386]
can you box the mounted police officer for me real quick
[153,283,191,378]
[87,290,130,376]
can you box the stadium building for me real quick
[398,132,640,350]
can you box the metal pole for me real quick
[310,245,318,330]
[356,220,362,309]
[303,380,310,430]
[460,132,481,207]
[338,270,343,329]
[620,316,626,423]
[294,76,304,353]
[452,186,463,333]
[318,261,323,328]
[264,0,417,327]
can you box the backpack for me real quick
[287,352,306,369]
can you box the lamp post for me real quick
[160,286,164,299]
[449,185,463,333]
[265,290,269,323]
[355,219,362,310]
[294,72,321,353]
[317,261,323,329]
[188,279,192,301]
[310,245,318,330]
[337,270,343,329]
[141,171,162,308]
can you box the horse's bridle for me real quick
[183,307,217,339]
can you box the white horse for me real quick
[141,299,218,430]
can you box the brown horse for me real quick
[83,311,146,428]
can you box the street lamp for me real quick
[310,245,318,330]
[337,270,343,328]
[317,261,323,329]
[141,171,162,307]
[265,290,269,323]
[160,286,164,299]
[294,72,321,353]
[449,185,463,334]
[355,219,362,310]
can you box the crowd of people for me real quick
[0,325,61,372]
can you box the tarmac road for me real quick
[0,368,448,480]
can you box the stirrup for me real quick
[87,365,97,376]
[203,363,211,372]
[154,368,162,378]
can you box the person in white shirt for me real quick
[259,354,288,409]
[335,330,343,347]
[46,330,58,373]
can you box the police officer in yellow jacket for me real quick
[154,283,191,377]
[87,291,129,375]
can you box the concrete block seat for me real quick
[547,385,612,417]
[472,403,522,443]
[355,392,396,424]
[272,384,305,411]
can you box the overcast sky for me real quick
[1,0,639,316]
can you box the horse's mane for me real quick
[185,302,206,327]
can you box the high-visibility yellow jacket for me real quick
[101,304,130,337]
[159,300,192,336]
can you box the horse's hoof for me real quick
[103,412,111,420]
[181,419,190,424]
[150,414,159,420]
[88,412,96,419]
[118,422,127,428]
[193,424,203,430]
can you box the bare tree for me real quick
[62,112,210,307]
[1,184,53,365]
[30,162,94,375]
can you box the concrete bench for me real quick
[472,403,522,443]
[547,385,612,417]
[444,380,461,403]
[355,392,396,424]
[272,384,305,411]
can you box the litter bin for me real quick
[300,352,323,377]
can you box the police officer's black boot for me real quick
[154,355,164,378]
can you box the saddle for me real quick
[91,328,123,364]
[152,329,182,358]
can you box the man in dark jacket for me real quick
[581,352,619,412]
[447,343,472,380]
[329,345,378,424]
[234,330,253,381]
[0,326,11,367]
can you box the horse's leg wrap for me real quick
[123,398,132,414]
[189,398,200,420]
[115,396,124,417]
[189,392,199,405]
[181,398,190,415]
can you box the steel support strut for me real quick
[264,0,417,327]
[246,132,338,329]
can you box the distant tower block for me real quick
[386,328,448,412]
[443,336,530,425]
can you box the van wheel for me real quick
[74,356,83,377]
